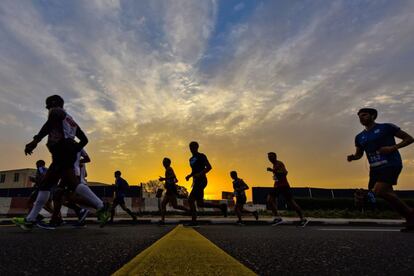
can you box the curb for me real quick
[1,218,405,227]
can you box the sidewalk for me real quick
[1,216,405,227]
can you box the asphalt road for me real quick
[1,224,413,275]
[198,225,414,276]
[0,224,173,276]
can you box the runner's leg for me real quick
[188,194,197,222]
[160,196,169,222]
[120,203,137,220]
[286,198,304,220]
[267,194,280,217]
[110,199,119,222]
[374,182,413,220]
[26,169,60,222]
[170,196,188,212]
[235,203,242,221]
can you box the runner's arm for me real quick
[25,122,50,155]
[80,150,91,164]
[25,109,66,155]
[75,127,88,151]
[377,129,414,154]
[241,179,249,190]
[394,130,414,150]
[195,157,212,177]
[347,147,364,162]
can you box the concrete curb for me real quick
[1,217,405,227]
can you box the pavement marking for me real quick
[113,225,256,276]
[317,228,401,232]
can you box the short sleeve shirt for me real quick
[115,177,129,197]
[233,178,248,198]
[355,123,402,169]
[189,153,209,179]
[165,167,177,191]
[273,161,289,187]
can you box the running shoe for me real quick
[298,218,309,227]
[220,203,228,217]
[12,217,34,231]
[36,221,56,230]
[78,208,89,224]
[271,217,284,226]
[236,220,245,226]
[36,214,45,222]
[96,202,111,228]
[253,211,259,221]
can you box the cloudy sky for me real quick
[1,0,413,198]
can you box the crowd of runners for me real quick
[12,95,414,232]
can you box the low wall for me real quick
[0,197,235,216]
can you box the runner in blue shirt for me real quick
[110,171,137,223]
[347,108,414,232]
[185,141,227,227]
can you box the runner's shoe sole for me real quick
[36,222,56,230]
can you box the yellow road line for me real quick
[113,225,256,276]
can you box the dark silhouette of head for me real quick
[163,157,171,168]
[357,108,377,126]
[189,141,199,154]
[36,160,45,168]
[268,152,277,163]
[45,95,64,109]
[114,170,121,178]
[230,171,238,180]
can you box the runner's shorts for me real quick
[268,186,293,201]
[189,177,207,201]
[236,194,247,205]
[165,183,178,196]
[113,196,126,205]
[368,166,402,190]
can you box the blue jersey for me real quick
[355,123,402,169]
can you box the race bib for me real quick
[367,152,388,168]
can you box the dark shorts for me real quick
[166,188,178,196]
[189,178,207,201]
[165,183,178,196]
[236,194,247,205]
[368,166,402,190]
[39,139,79,191]
[49,139,79,171]
[113,196,126,206]
[268,186,293,201]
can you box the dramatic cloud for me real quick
[1,0,413,198]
